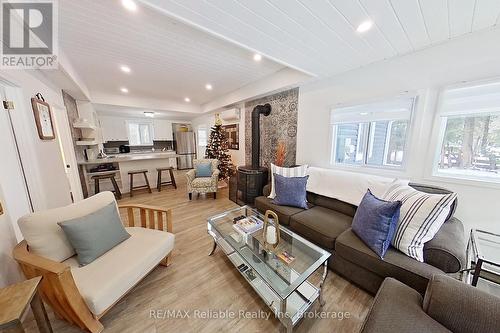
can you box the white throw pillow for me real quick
[383,181,457,262]
[268,164,308,199]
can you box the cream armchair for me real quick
[13,192,174,333]
[186,159,220,200]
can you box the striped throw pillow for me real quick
[382,182,457,262]
[268,164,309,199]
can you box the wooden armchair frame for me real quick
[12,204,173,333]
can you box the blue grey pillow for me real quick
[196,162,212,177]
[352,190,401,259]
[58,202,130,266]
[272,173,309,209]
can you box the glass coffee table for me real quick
[207,206,331,333]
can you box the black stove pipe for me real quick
[251,103,271,169]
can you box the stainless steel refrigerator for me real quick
[176,131,196,169]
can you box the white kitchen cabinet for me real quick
[99,116,128,142]
[153,119,173,141]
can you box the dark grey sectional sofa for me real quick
[255,183,466,295]
[361,274,500,333]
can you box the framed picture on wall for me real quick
[222,124,239,150]
[31,96,55,140]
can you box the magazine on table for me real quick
[232,215,263,234]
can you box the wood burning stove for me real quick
[235,103,271,205]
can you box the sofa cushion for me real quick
[18,192,116,262]
[335,229,443,294]
[361,278,451,333]
[307,192,357,217]
[255,196,311,225]
[423,274,500,333]
[58,202,131,266]
[290,206,352,250]
[352,190,401,258]
[272,174,309,209]
[383,181,457,262]
[423,217,465,273]
[268,164,308,199]
[64,227,174,315]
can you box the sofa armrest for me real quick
[423,217,465,273]
[423,274,500,333]
[186,169,196,181]
[212,169,220,180]
[361,278,449,333]
[13,240,68,275]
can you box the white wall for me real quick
[191,103,246,167]
[297,27,500,234]
[0,185,23,287]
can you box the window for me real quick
[128,121,153,146]
[197,125,207,147]
[331,97,414,168]
[435,79,500,182]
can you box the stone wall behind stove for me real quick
[244,88,299,169]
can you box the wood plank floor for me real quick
[24,170,373,333]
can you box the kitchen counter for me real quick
[78,152,180,165]
[78,151,183,195]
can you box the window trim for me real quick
[329,95,416,171]
[127,120,154,146]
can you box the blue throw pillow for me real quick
[196,162,212,177]
[58,202,131,266]
[352,190,401,259]
[272,173,309,209]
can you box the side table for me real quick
[465,229,500,295]
[0,276,53,333]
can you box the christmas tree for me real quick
[205,114,235,180]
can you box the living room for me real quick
[1,1,500,332]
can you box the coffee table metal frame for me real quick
[207,206,330,333]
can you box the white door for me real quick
[0,84,32,240]
[53,106,84,202]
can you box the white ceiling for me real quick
[59,0,286,106]
[142,0,500,77]
[93,103,197,120]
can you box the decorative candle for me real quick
[266,225,277,245]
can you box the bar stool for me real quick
[92,171,122,199]
[157,167,177,191]
[128,169,152,197]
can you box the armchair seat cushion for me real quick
[191,177,215,188]
[64,227,174,315]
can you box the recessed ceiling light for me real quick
[356,20,373,33]
[205,83,213,91]
[184,97,191,102]
[359,112,369,116]
[120,65,131,73]
[253,53,262,61]
[144,111,155,118]
[120,87,129,93]
[121,0,137,11]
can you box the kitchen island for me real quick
[78,152,181,196]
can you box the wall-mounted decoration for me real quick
[31,93,55,140]
[222,124,239,150]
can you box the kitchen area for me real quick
[72,102,196,197]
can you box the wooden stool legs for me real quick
[129,170,152,197]
[92,173,121,200]
[157,168,177,192]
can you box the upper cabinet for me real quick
[99,116,128,142]
[153,119,173,141]
[97,115,174,143]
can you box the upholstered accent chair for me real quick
[13,192,174,333]
[186,159,220,200]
